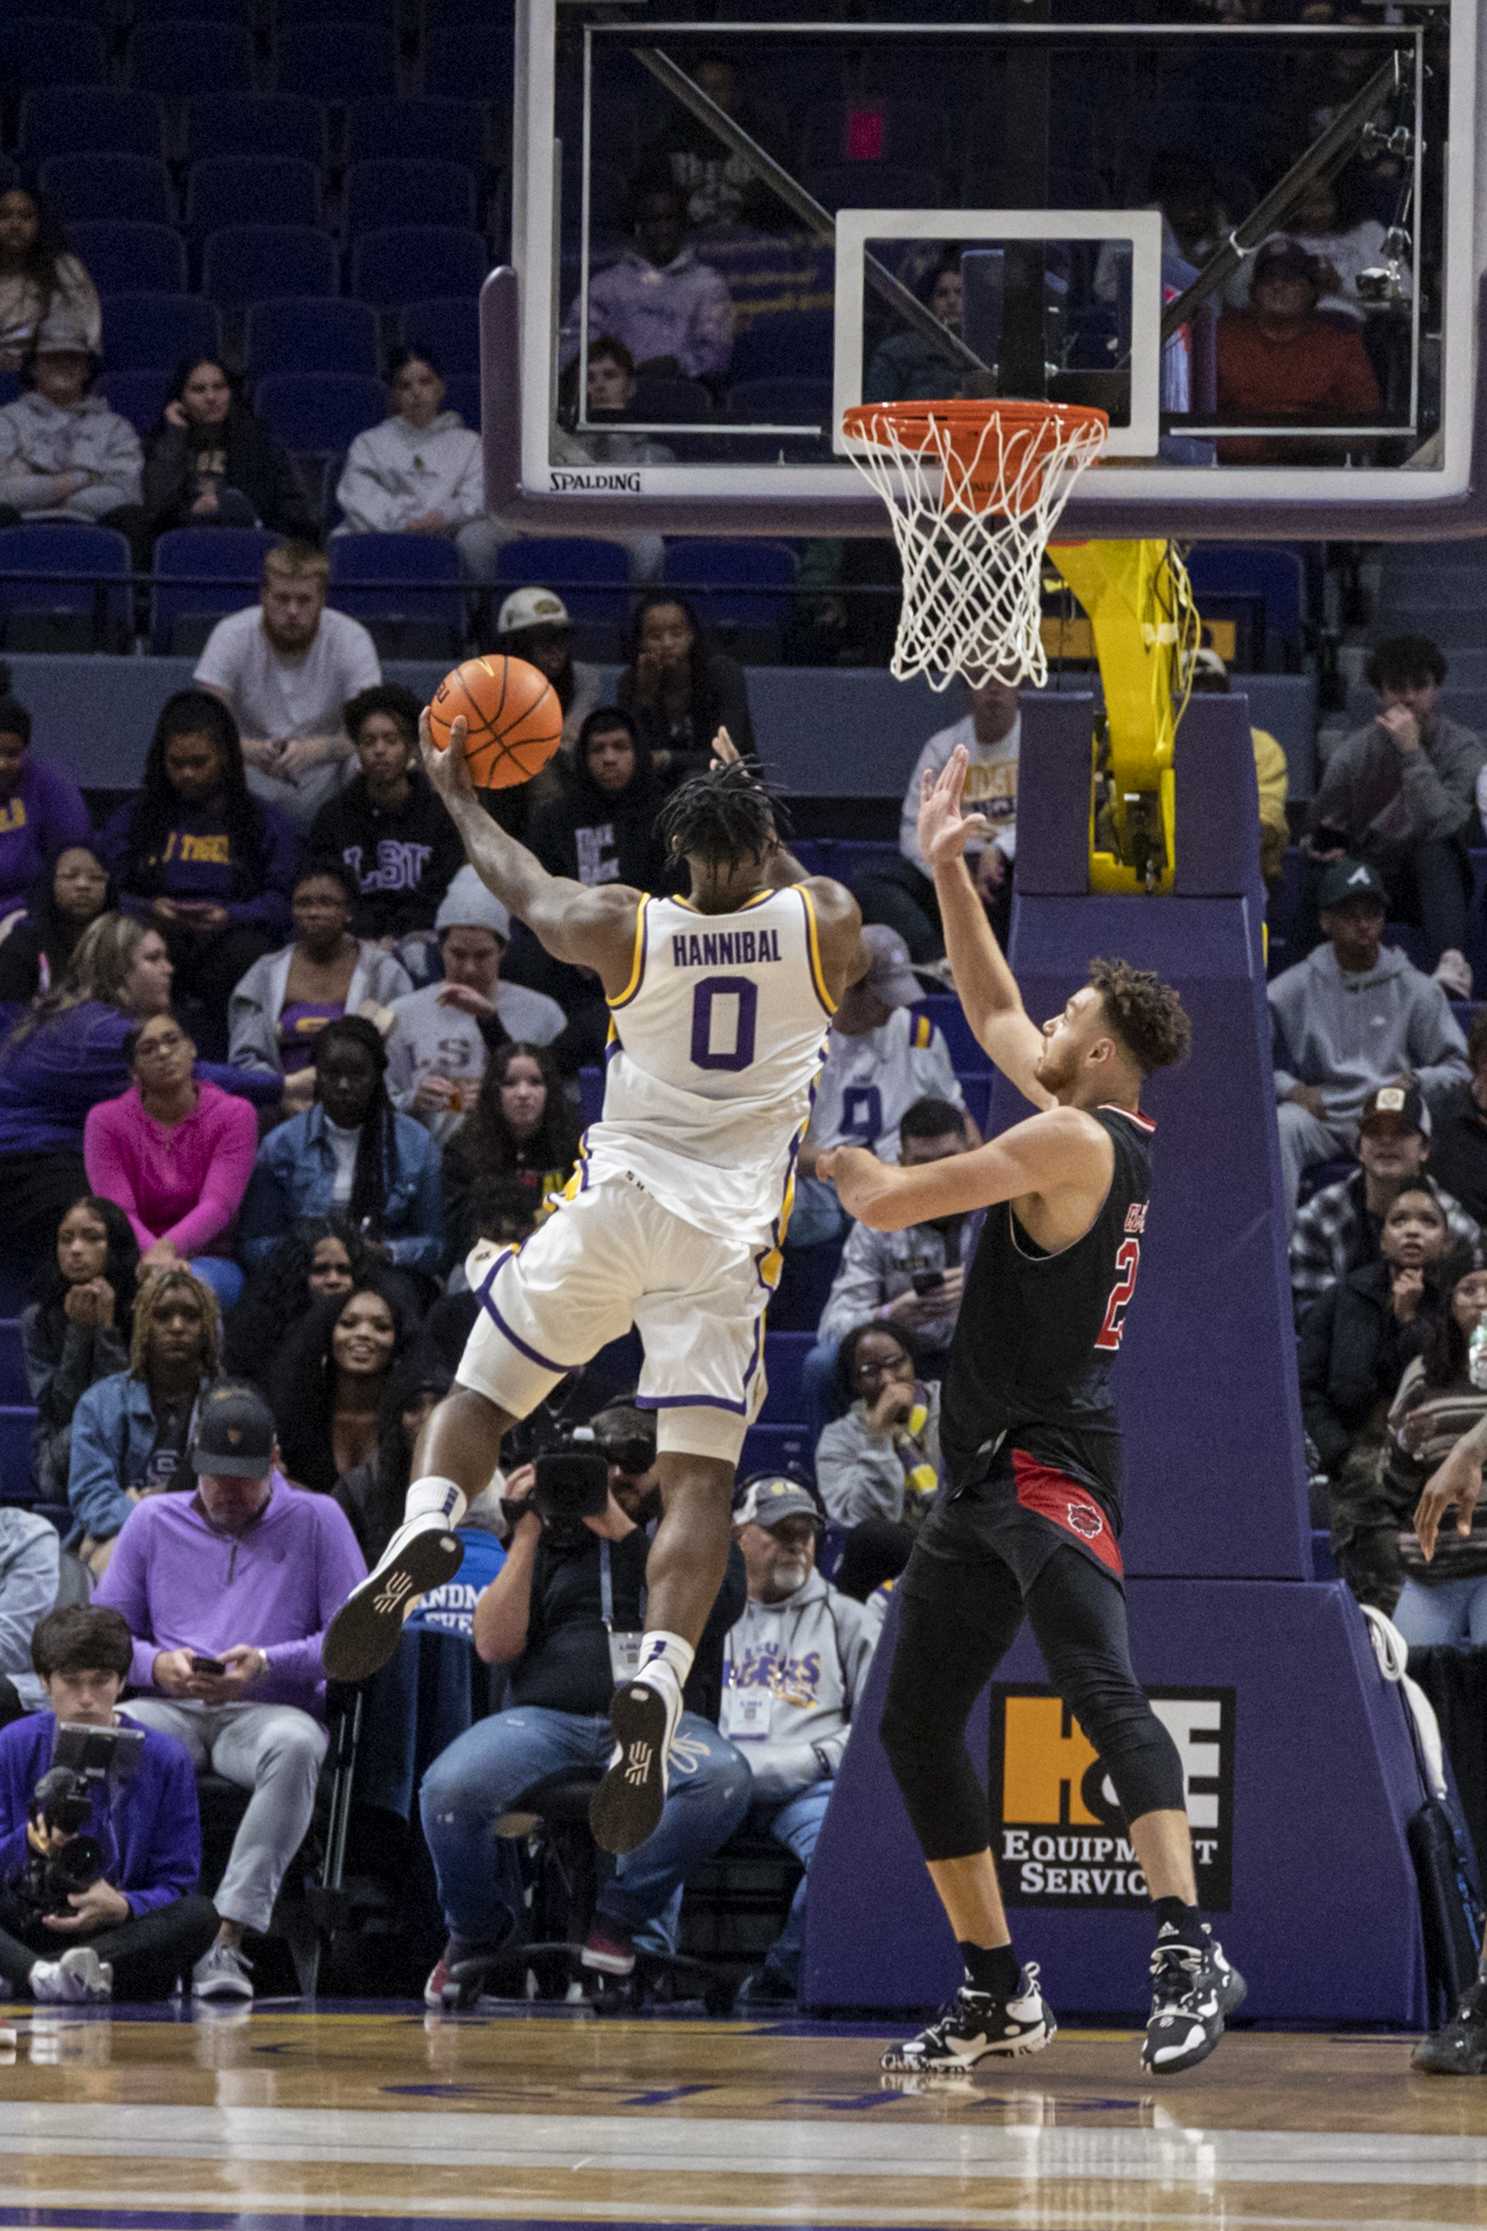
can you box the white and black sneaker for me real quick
[880,1964,1056,2073]
[322,1513,463,1683]
[1141,1930,1246,2075]
[589,1676,678,1855]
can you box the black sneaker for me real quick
[1142,1933,1247,2075]
[589,1678,676,1856]
[322,1514,464,1683]
[1413,1979,1487,2074]
[880,1964,1055,2073]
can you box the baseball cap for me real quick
[1252,237,1321,289]
[1360,1081,1430,1138]
[1316,857,1389,912]
[496,587,570,636]
[435,864,510,944]
[192,1384,275,1479]
[859,924,922,1012]
[733,1476,822,1531]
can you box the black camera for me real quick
[19,1722,143,1917]
[532,1444,611,1546]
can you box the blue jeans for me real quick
[1395,1574,1487,1645]
[189,1256,244,1313]
[752,1779,833,1986]
[420,1706,751,1944]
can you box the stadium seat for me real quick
[69,222,187,298]
[955,1070,993,1133]
[19,88,166,165]
[350,228,488,310]
[739,1424,815,1485]
[400,298,479,377]
[38,154,176,230]
[727,311,835,385]
[760,1332,814,1428]
[245,299,380,383]
[0,526,132,654]
[802,161,945,211]
[343,160,479,240]
[0,1406,37,1502]
[103,368,173,435]
[911,996,985,1073]
[202,226,339,313]
[662,539,798,638]
[727,377,834,429]
[274,24,399,103]
[130,0,252,16]
[327,535,466,658]
[441,375,481,429]
[125,22,255,98]
[254,373,385,458]
[423,24,514,104]
[99,293,221,374]
[151,527,279,656]
[186,158,322,248]
[0,20,107,88]
[490,539,632,629]
[184,94,327,169]
[1183,545,1309,671]
[0,1323,27,1409]
[276,0,398,19]
[344,98,489,174]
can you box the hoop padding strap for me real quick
[841,399,1108,691]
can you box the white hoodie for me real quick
[0,389,142,520]
[724,1568,878,1807]
[335,409,485,534]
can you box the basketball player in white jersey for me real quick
[323,714,866,1855]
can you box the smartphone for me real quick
[190,1654,227,1676]
[911,1269,945,1297]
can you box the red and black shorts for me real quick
[918,1444,1125,1595]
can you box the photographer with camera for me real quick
[419,1407,750,2000]
[0,1605,215,2002]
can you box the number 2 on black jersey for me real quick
[1095,1237,1141,1352]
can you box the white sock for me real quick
[404,1476,467,1529]
[636,1630,693,1704]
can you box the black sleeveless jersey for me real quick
[937,1103,1155,1515]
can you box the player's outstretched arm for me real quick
[820,1106,1110,1232]
[920,746,1052,1110]
[421,710,638,986]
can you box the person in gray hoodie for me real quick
[0,337,141,525]
[334,349,500,581]
[1269,856,1470,1223]
[723,1475,878,2006]
[0,1508,60,1723]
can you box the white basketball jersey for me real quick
[582,886,836,1247]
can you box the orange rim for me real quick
[842,397,1109,517]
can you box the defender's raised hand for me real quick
[918,745,993,872]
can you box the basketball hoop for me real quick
[841,398,1110,691]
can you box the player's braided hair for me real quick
[1088,956,1191,1077]
[655,759,789,870]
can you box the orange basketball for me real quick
[427,654,563,790]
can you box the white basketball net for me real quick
[843,402,1109,691]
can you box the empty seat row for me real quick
[0,19,513,103]
[12,89,497,171]
[35,154,485,241]
[71,221,489,311]
[99,294,479,380]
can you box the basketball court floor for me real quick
[0,1999,1481,2231]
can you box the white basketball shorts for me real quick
[456,1172,770,1460]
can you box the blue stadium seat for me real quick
[186,158,322,248]
[151,527,279,655]
[491,539,632,628]
[0,1323,28,1408]
[441,374,481,429]
[126,22,255,98]
[803,161,945,211]
[0,526,132,652]
[103,368,173,435]
[19,88,165,165]
[1184,545,1308,670]
[130,0,252,16]
[327,535,465,657]
[202,226,339,312]
[70,222,187,298]
[423,24,514,103]
[255,373,385,457]
[345,98,488,173]
[245,299,380,383]
[100,293,221,374]
[343,160,478,241]
[0,20,107,88]
[911,996,984,1073]
[739,1424,815,1485]
[727,377,834,429]
[727,311,835,385]
[0,1406,37,1502]
[278,0,399,17]
[760,1332,814,1428]
[955,1070,993,1133]
[274,24,399,102]
[662,539,798,634]
[400,298,479,377]
[184,94,327,169]
[350,228,488,309]
[38,154,176,230]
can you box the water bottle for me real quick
[1469,1318,1487,1392]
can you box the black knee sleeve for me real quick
[880,1677,992,1862]
[1063,1673,1187,1823]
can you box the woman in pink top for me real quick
[83,1009,258,1313]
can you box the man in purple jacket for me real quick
[96,1382,366,2003]
[0,1604,216,2002]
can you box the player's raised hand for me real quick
[710,725,740,768]
[918,745,993,872]
[420,707,476,809]
[1413,1439,1484,1561]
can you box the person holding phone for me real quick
[815,1321,943,1537]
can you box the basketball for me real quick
[427,654,563,790]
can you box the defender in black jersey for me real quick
[821,746,1245,2079]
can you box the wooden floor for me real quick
[1,1998,1484,2231]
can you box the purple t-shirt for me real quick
[0,758,92,919]
[278,998,343,1072]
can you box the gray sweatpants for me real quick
[125,1700,328,1933]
